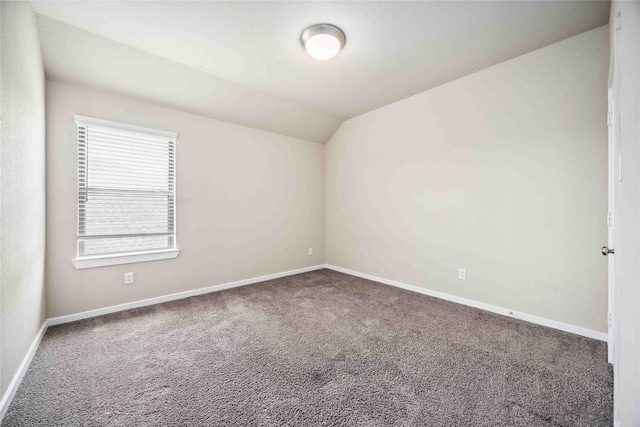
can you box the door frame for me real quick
[607,86,616,364]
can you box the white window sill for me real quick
[72,249,180,269]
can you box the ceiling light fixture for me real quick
[301,24,346,61]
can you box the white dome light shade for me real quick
[301,24,346,61]
[305,34,341,60]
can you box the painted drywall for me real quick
[36,16,342,144]
[326,26,609,333]
[0,2,47,398]
[46,81,325,317]
[609,2,640,425]
[32,1,609,120]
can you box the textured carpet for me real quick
[3,269,612,426]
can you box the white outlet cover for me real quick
[124,272,134,284]
[308,248,313,256]
[458,269,467,280]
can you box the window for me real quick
[72,115,179,269]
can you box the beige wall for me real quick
[0,2,47,398]
[326,26,609,333]
[46,81,325,318]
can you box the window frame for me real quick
[72,115,180,269]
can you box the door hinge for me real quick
[607,112,613,127]
[608,212,614,228]
[608,312,614,328]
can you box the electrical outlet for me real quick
[308,247,313,256]
[124,272,134,285]
[458,268,467,280]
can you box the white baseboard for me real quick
[324,264,608,342]
[0,321,48,420]
[48,264,325,326]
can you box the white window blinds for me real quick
[75,115,177,259]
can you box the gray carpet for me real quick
[3,269,612,426]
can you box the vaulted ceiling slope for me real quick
[32,1,610,144]
[36,16,342,143]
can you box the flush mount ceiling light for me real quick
[301,24,346,61]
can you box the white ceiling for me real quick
[32,1,610,143]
